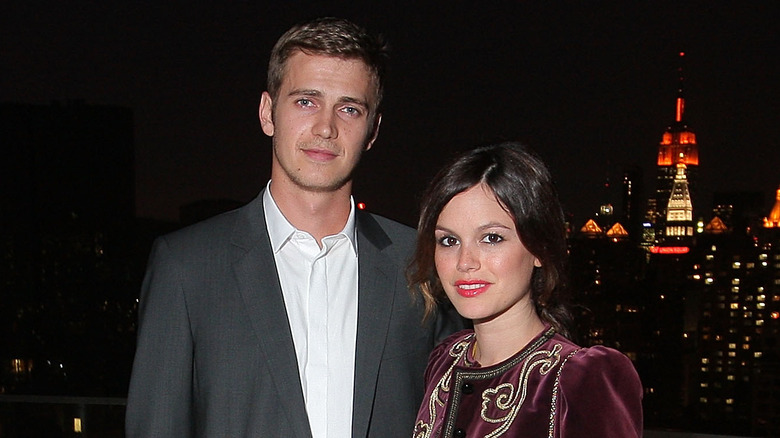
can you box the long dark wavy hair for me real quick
[407,141,573,338]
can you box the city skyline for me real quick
[2,2,778,226]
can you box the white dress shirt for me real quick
[263,184,358,438]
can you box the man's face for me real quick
[259,51,381,194]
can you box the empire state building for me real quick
[653,52,699,241]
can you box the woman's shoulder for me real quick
[558,344,642,392]
[428,329,475,362]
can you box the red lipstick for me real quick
[454,280,490,297]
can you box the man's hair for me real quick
[407,142,574,338]
[267,17,389,115]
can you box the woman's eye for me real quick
[437,236,459,247]
[481,233,504,244]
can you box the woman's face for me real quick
[434,183,540,325]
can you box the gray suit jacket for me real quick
[126,192,452,437]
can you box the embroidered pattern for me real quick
[547,349,580,438]
[412,334,474,438]
[414,328,576,438]
[479,343,562,437]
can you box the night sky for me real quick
[3,2,778,226]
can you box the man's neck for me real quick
[269,180,353,244]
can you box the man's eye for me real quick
[297,98,313,107]
[341,106,361,116]
[437,236,459,247]
[481,233,504,244]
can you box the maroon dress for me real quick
[412,326,643,438]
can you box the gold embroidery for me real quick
[412,335,474,438]
[547,350,580,438]
[479,344,562,438]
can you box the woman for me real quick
[408,142,642,438]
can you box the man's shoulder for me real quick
[157,197,263,252]
[363,211,415,237]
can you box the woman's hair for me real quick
[407,141,573,337]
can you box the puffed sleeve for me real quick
[554,346,643,438]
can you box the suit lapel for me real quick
[352,211,397,437]
[231,194,313,438]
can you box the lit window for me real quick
[758,294,766,302]
[728,352,736,357]
[706,255,715,261]
[743,344,750,350]
[754,352,763,358]
[727,375,735,381]
[757,320,765,326]
[759,254,768,261]
[706,278,714,284]
[731,287,739,293]
[732,262,741,269]
[702,358,709,364]
[728,343,736,349]
[726,398,734,405]
[746,263,755,269]
[700,397,708,403]
[757,303,765,309]
[730,303,739,310]
[701,367,708,372]
[700,382,709,388]
[732,278,741,285]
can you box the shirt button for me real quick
[461,382,474,394]
[454,428,466,438]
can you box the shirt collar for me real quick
[262,181,358,254]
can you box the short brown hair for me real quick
[407,142,573,337]
[267,17,389,116]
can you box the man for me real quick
[126,17,456,437]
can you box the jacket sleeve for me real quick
[125,237,194,437]
[555,346,643,438]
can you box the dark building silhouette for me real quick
[1,101,142,397]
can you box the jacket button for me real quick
[454,428,466,438]
[461,382,474,394]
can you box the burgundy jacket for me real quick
[413,326,643,438]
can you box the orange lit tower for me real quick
[655,52,699,236]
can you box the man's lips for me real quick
[454,280,490,297]
[302,148,338,162]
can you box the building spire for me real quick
[675,52,685,123]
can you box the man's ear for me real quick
[364,113,382,151]
[259,91,275,137]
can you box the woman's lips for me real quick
[454,280,490,297]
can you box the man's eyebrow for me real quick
[338,96,369,108]
[287,88,322,97]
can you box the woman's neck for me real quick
[472,310,545,367]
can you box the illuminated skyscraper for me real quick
[665,164,695,240]
[652,53,699,242]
